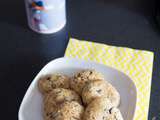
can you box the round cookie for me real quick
[44,88,81,106]
[82,80,108,105]
[56,101,84,120]
[82,80,120,107]
[44,88,82,120]
[105,107,124,120]
[43,88,81,117]
[47,101,84,120]
[83,97,114,120]
[38,74,70,94]
[70,69,104,95]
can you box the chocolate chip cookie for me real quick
[70,69,104,95]
[38,74,70,94]
[82,80,120,107]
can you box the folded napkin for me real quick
[65,38,154,120]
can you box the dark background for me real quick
[0,0,160,119]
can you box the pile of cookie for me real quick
[38,69,124,120]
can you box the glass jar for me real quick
[25,0,66,34]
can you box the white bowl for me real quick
[18,57,137,120]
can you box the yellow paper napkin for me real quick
[65,38,154,120]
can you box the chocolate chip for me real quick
[109,107,113,114]
[96,89,102,93]
[89,71,93,75]
[47,77,51,80]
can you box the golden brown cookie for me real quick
[70,69,104,95]
[44,88,82,120]
[38,74,70,94]
[83,97,114,120]
[45,101,84,120]
[82,80,120,107]
[44,88,82,106]
[56,101,84,120]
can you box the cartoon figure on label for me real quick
[29,0,54,31]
